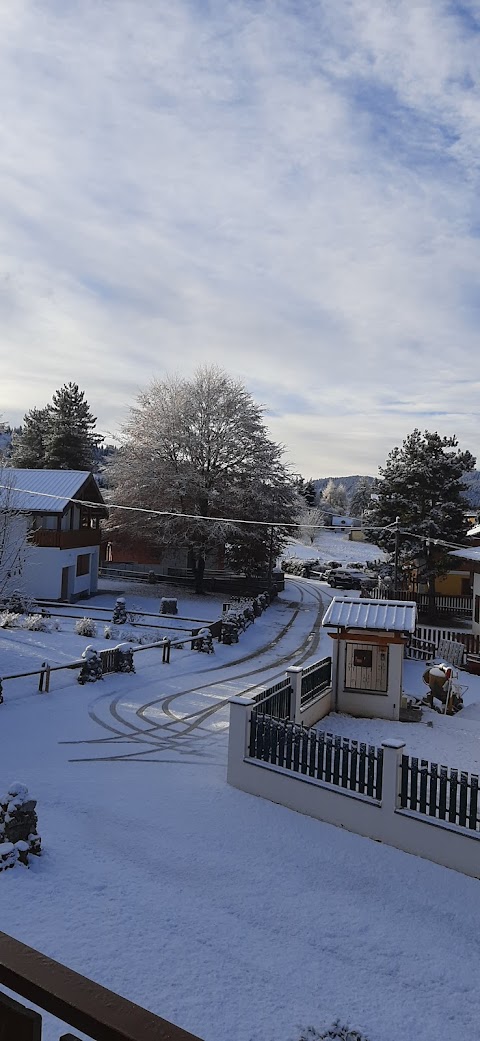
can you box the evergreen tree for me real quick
[303,479,317,507]
[11,408,49,468]
[365,429,476,595]
[349,476,373,518]
[44,383,102,470]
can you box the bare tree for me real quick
[0,471,30,600]
[107,367,297,591]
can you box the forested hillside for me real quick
[314,473,480,509]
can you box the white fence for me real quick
[227,698,480,879]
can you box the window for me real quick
[475,595,480,626]
[76,553,90,577]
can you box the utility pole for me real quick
[393,516,401,596]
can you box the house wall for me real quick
[23,544,100,600]
[473,573,480,637]
[435,571,471,596]
[331,635,403,720]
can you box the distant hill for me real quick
[314,473,480,510]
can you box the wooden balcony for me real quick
[0,930,203,1041]
[31,528,102,550]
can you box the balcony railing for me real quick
[31,529,102,550]
[0,930,203,1041]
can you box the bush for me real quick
[23,614,51,632]
[297,1025,371,1041]
[74,617,97,637]
[0,611,21,629]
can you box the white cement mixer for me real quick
[422,663,463,714]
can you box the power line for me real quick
[0,482,477,550]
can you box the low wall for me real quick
[227,699,480,879]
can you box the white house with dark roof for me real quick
[0,469,108,601]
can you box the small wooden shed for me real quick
[322,597,417,720]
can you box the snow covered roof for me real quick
[450,546,480,563]
[467,524,480,537]
[322,597,417,633]
[0,469,106,514]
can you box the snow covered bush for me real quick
[112,598,127,625]
[0,782,41,870]
[23,613,51,632]
[104,624,120,640]
[75,617,97,637]
[77,646,103,683]
[297,1024,371,1041]
[5,591,35,614]
[0,611,21,629]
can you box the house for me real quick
[0,469,107,601]
[449,545,480,637]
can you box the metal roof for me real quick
[322,597,417,633]
[0,470,105,514]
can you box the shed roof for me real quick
[322,597,417,633]
[0,470,107,514]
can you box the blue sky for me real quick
[0,0,479,476]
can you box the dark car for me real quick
[328,570,358,589]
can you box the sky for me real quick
[0,0,480,478]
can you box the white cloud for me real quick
[0,1,479,474]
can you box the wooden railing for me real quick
[32,529,102,549]
[0,931,203,1041]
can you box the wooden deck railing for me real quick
[32,529,102,549]
[0,931,204,1041]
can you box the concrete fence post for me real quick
[286,666,303,723]
[227,697,254,787]
[381,739,405,821]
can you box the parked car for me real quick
[328,570,359,589]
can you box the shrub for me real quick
[0,611,21,629]
[23,614,50,632]
[74,617,97,638]
[297,1024,371,1041]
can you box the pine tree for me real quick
[11,408,49,468]
[349,476,373,518]
[303,479,317,507]
[365,429,476,596]
[43,383,102,470]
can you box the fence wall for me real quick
[227,699,480,879]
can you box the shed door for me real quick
[345,642,388,693]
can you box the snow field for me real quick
[0,577,480,1041]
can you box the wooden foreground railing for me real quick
[0,931,203,1041]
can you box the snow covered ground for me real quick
[1,575,480,1041]
[281,529,387,566]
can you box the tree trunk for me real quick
[189,551,206,594]
[427,572,436,619]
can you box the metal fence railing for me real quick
[248,712,383,799]
[300,657,332,706]
[252,679,292,719]
[400,755,480,831]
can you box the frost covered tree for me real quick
[107,367,297,592]
[321,479,348,515]
[365,429,476,597]
[0,470,30,598]
[11,408,49,468]
[297,505,325,545]
[349,476,374,518]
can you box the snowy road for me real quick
[61,579,328,764]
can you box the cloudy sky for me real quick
[0,1,479,477]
